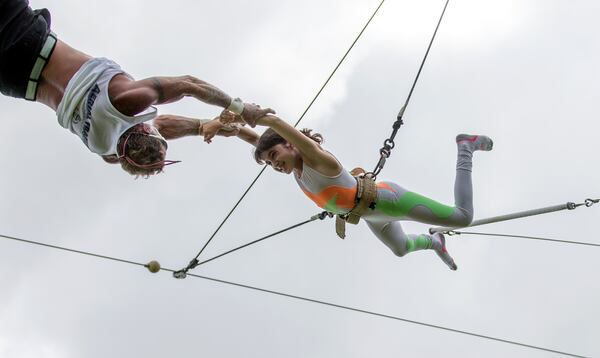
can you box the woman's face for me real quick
[260,143,299,174]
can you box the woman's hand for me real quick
[221,104,276,127]
[203,119,240,143]
[219,110,243,124]
[241,103,275,127]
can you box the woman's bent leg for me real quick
[364,220,457,270]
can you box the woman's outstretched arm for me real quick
[255,115,340,174]
[235,126,260,146]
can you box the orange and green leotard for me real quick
[294,163,470,225]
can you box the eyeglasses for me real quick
[117,131,181,170]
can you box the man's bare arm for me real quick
[153,114,206,140]
[146,76,232,107]
[110,75,232,116]
[110,74,276,123]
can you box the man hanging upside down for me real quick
[0,0,273,177]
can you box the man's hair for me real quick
[253,128,323,164]
[117,126,167,178]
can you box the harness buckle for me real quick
[334,173,378,239]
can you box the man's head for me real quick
[113,123,179,177]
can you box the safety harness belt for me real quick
[335,173,378,239]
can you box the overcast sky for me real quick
[1,1,599,357]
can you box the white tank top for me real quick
[56,57,157,156]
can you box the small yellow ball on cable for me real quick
[145,260,161,273]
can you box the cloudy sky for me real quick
[1,0,599,357]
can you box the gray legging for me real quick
[362,141,480,257]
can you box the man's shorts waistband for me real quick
[25,31,57,101]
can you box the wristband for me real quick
[197,119,210,135]
[227,97,244,115]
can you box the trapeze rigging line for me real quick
[172,211,332,279]
[185,274,587,358]
[446,230,600,248]
[429,198,599,234]
[0,233,588,358]
[293,0,385,128]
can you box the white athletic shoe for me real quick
[456,134,493,152]
[432,233,458,271]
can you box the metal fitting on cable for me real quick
[173,258,200,279]
[568,198,599,210]
[173,270,187,279]
[376,154,387,168]
[313,211,334,221]
[370,146,392,177]
[383,139,395,151]
[397,105,406,121]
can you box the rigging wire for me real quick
[293,1,386,128]
[174,211,332,278]
[0,232,588,358]
[448,230,600,248]
[177,0,387,277]
[368,0,450,178]
[186,272,587,358]
[0,233,146,269]
[194,212,332,268]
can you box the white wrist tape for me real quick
[227,97,244,115]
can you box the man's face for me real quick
[141,123,168,147]
[117,123,171,171]
[135,123,168,159]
